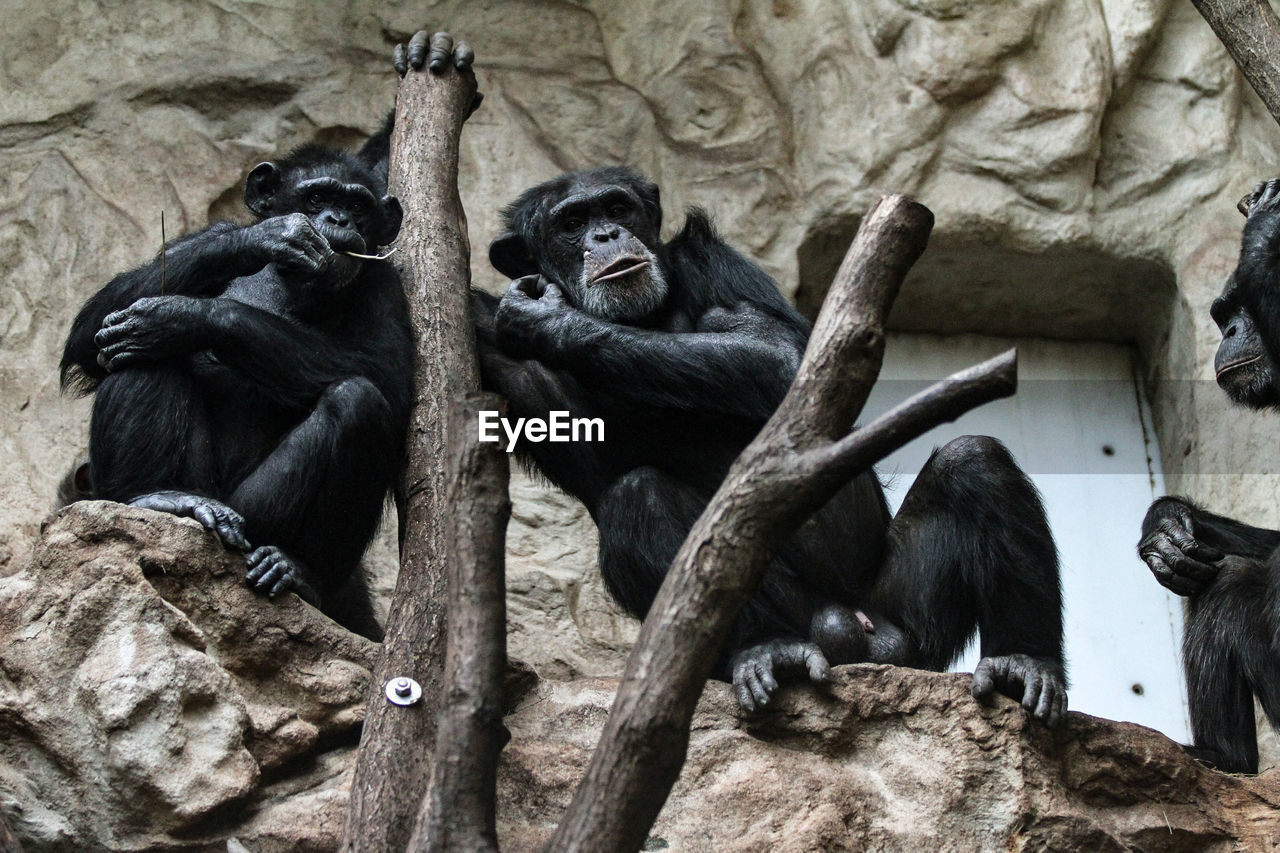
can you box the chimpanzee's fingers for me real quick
[757,662,778,696]
[454,41,474,70]
[971,658,999,701]
[804,647,830,684]
[747,664,771,708]
[428,32,454,73]
[407,31,430,70]
[735,676,756,713]
[393,43,408,77]
[1021,671,1043,713]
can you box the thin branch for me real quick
[341,60,479,853]
[807,348,1017,478]
[1191,0,1280,126]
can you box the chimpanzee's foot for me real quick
[971,653,1068,727]
[245,545,321,607]
[731,639,830,713]
[129,490,250,551]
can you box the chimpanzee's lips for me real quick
[1216,355,1262,381]
[590,256,650,285]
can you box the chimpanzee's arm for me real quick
[62,215,335,392]
[93,279,408,413]
[1139,496,1280,595]
[61,223,252,390]
[496,281,801,421]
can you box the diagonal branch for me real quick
[1191,0,1280,127]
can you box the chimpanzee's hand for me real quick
[731,639,831,713]
[1238,178,1280,217]
[128,490,251,551]
[245,545,321,607]
[243,213,335,279]
[972,653,1067,727]
[494,275,576,359]
[392,30,483,116]
[1138,497,1222,596]
[95,295,211,371]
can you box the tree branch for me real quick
[1192,0,1280,126]
[342,60,479,853]
[408,393,511,853]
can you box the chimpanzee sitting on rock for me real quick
[1139,178,1280,773]
[448,169,1065,722]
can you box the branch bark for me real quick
[1192,0,1280,126]
[545,195,1018,852]
[341,61,479,853]
[408,393,511,853]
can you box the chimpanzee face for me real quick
[243,151,403,255]
[490,168,671,323]
[1211,277,1280,409]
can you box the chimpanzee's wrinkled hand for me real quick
[244,213,335,278]
[731,639,831,713]
[972,653,1067,727]
[128,490,250,551]
[1138,498,1222,596]
[494,275,575,358]
[392,30,483,115]
[245,545,321,607]
[1238,177,1280,217]
[95,295,211,371]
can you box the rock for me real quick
[2,508,1278,850]
[0,503,375,851]
[500,669,1280,852]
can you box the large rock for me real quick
[1,507,1277,851]
[0,503,375,851]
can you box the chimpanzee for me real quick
[1138,177,1280,773]
[59,140,414,641]
[459,165,1068,718]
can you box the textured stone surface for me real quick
[5,0,1280,683]
[3,507,1278,852]
[0,503,377,851]
[5,0,1280,842]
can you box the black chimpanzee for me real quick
[464,164,1068,719]
[60,139,415,641]
[1139,177,1280,773]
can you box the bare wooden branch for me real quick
[342,61,479,853]
[408,392,511,853]
[1192,0,1280,126]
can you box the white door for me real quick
[864,333,1190,742]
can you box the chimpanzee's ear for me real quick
[489,231,538,280]
[375,195,403,246]
[636,178,662,233]
[244,162,282,218]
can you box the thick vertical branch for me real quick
[342,62,478,853]
[545,196,1020,852]
[408,393,511,853]
[1192,0,1280,126]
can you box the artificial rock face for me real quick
[2,504,1278,852]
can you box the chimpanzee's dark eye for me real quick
[308,193,324,210]
[608,203,628,219]
[562,217,585,233]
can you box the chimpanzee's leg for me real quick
[595,465,874,711]
[868,435,1068,725]
[1181,556,1270,773]
[87,367,249,546]
[229,377,395,640]
[89,366,214,500]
